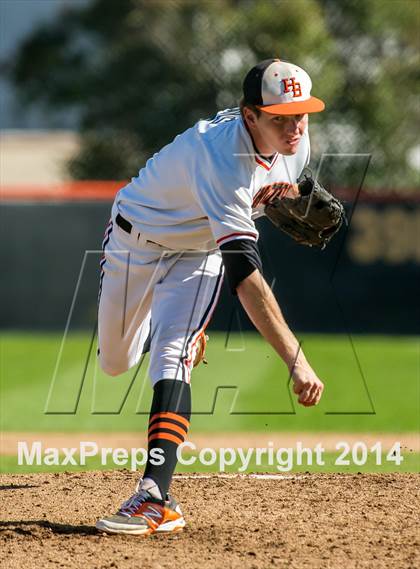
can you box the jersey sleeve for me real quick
[189,148,258,247]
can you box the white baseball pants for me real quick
[97,219,224,384]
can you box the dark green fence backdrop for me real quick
[2,198,419,333]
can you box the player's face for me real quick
[257,112,308,155]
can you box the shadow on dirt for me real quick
[0,520,97,535]
[0,484,40,490]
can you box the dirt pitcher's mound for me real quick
[1,471,418,569]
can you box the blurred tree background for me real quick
[9,0,420,190]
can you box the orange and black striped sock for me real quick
[143,379,191,498]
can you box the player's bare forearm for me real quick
[237,270,301,365]
[237,269,324,406]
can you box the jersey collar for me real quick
[254,151,278,171]
[241,117,279,171]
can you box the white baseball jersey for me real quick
[113,108,310,251]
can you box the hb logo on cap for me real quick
[242,59,325,114]
[281,77,302,98]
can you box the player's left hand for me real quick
[291,362,324,407]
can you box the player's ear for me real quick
[243,106,259,127]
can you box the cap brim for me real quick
[258,96,325,115]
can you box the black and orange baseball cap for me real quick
[243,59,325,115]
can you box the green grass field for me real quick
[1,332,418,434]
[1,332,419,473]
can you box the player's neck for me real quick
[243,118,277,159]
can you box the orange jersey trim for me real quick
[216,231,257,246]
[255,153,279,171]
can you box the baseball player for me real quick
[96,59,325,535]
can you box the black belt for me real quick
[115,213,163,247]
[116,213,133,234]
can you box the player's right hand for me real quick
[291,362,324,407]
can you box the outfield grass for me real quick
[1,332,418,434]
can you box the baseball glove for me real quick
[264,175,345,249]
[192,331,209,367]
